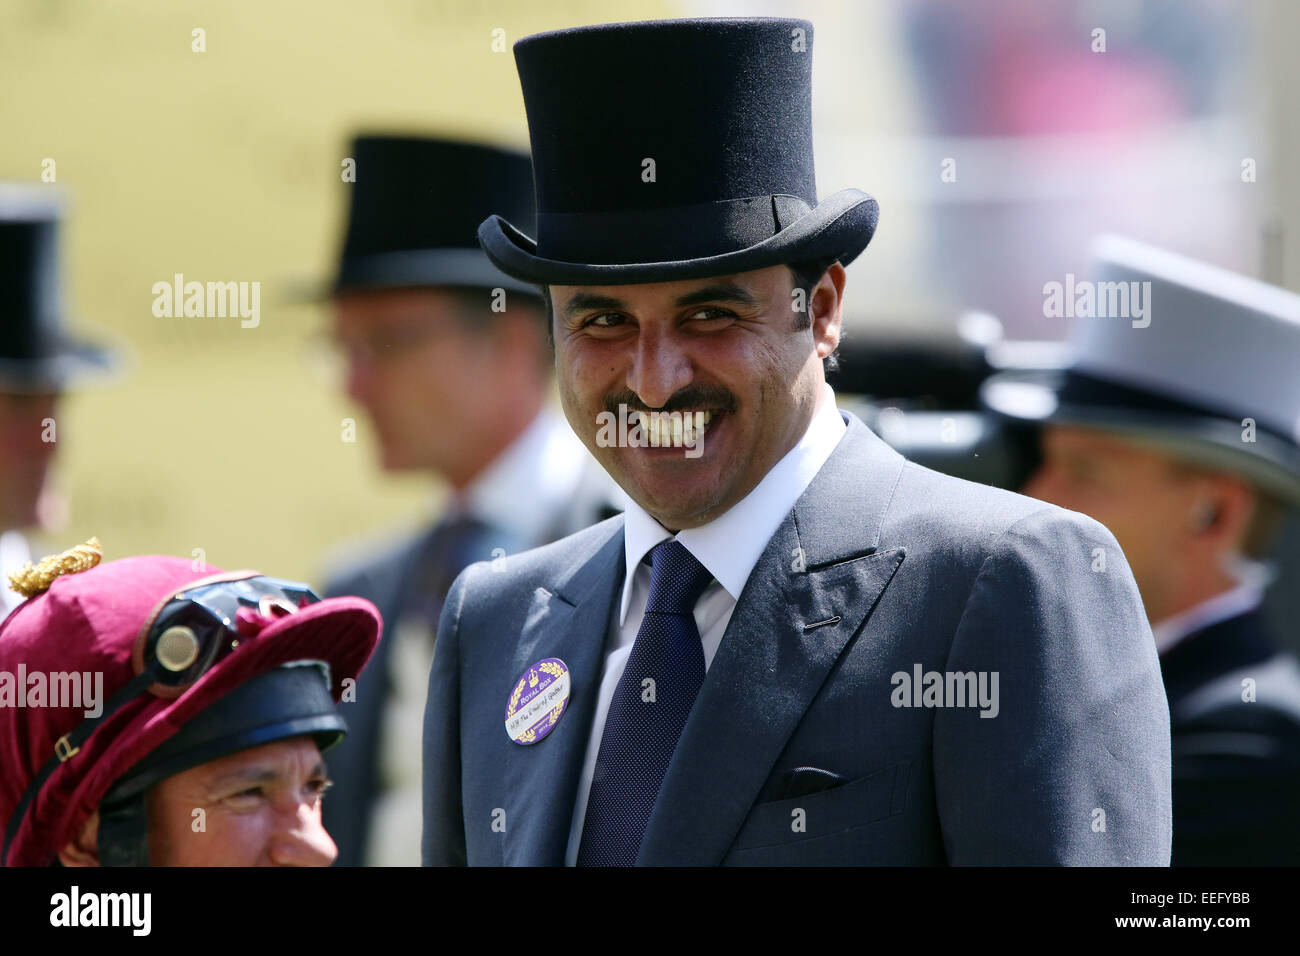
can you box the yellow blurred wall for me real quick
[1,0,672,582]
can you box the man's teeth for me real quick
[630,410,714,447]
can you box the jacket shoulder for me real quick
[886,458,1123,568]
[450,513,625,604]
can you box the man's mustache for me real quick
[603,386,738,417]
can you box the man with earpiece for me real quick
[0,540,381,867]
[984,235,1300,865]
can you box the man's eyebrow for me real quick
[207,761,329,790]
[672,283,757,308]
[208,766,282,789]
[562,292,627,320]
[560,283,758,321]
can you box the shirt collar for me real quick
[450,408,592,544]
[620,383,846,625]
[1151,557,1275,656]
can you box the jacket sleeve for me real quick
[421,565,473,866]
[933,507,1172,864]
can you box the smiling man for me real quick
[554,264,835,527]
[422,17,1173,866]
[0,543,380,867]
[132,738,336,867]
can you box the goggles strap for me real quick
[2,668,157,866]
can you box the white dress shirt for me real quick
[564,383,847,864]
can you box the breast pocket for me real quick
[729,761,911,854]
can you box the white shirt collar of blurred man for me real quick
[1151,555,1276,656]
[442,405,602,545]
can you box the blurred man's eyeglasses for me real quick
[301,315,455,388]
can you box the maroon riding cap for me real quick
[0,555,380,866]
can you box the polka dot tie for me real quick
[576,539,715,866]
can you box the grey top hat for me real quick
[981,235,1300,506]
[0,184,119,392]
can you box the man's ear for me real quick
[811,262,846,359]
[57,811,100,867]
[1194,474,1256,552]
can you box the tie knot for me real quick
[644,539,714,615]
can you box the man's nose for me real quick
[268,804,339,867]
[625,326,693,409]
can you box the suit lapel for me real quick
[638,416,908,865]
[502,524,625,865]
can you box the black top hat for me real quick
[0,187,118,392]
[328,135,539,298]
[478,17,879,286]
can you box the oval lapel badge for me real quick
[505,657,570,745]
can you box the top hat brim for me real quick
[0,333,122,393]
[283,248,543,304]
[981,369,1300,509]
[478,189,879,286]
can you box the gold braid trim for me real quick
[7,537,103,599]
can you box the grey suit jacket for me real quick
[423,412,1173,865]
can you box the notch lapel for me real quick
[637,415,908,865]
[502,526,625,865]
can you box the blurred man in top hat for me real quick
[316,136,619,865]
[422,18,1171,866]
[0,538,381,866]
[983,235,1300,865]
[0,187,118,621]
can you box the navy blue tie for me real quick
[577,539,715,866]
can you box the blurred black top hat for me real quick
[326,135,539,298]
[0,186,119,393]
[478,17,879,286]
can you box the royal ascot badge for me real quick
[505,658,571,745]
